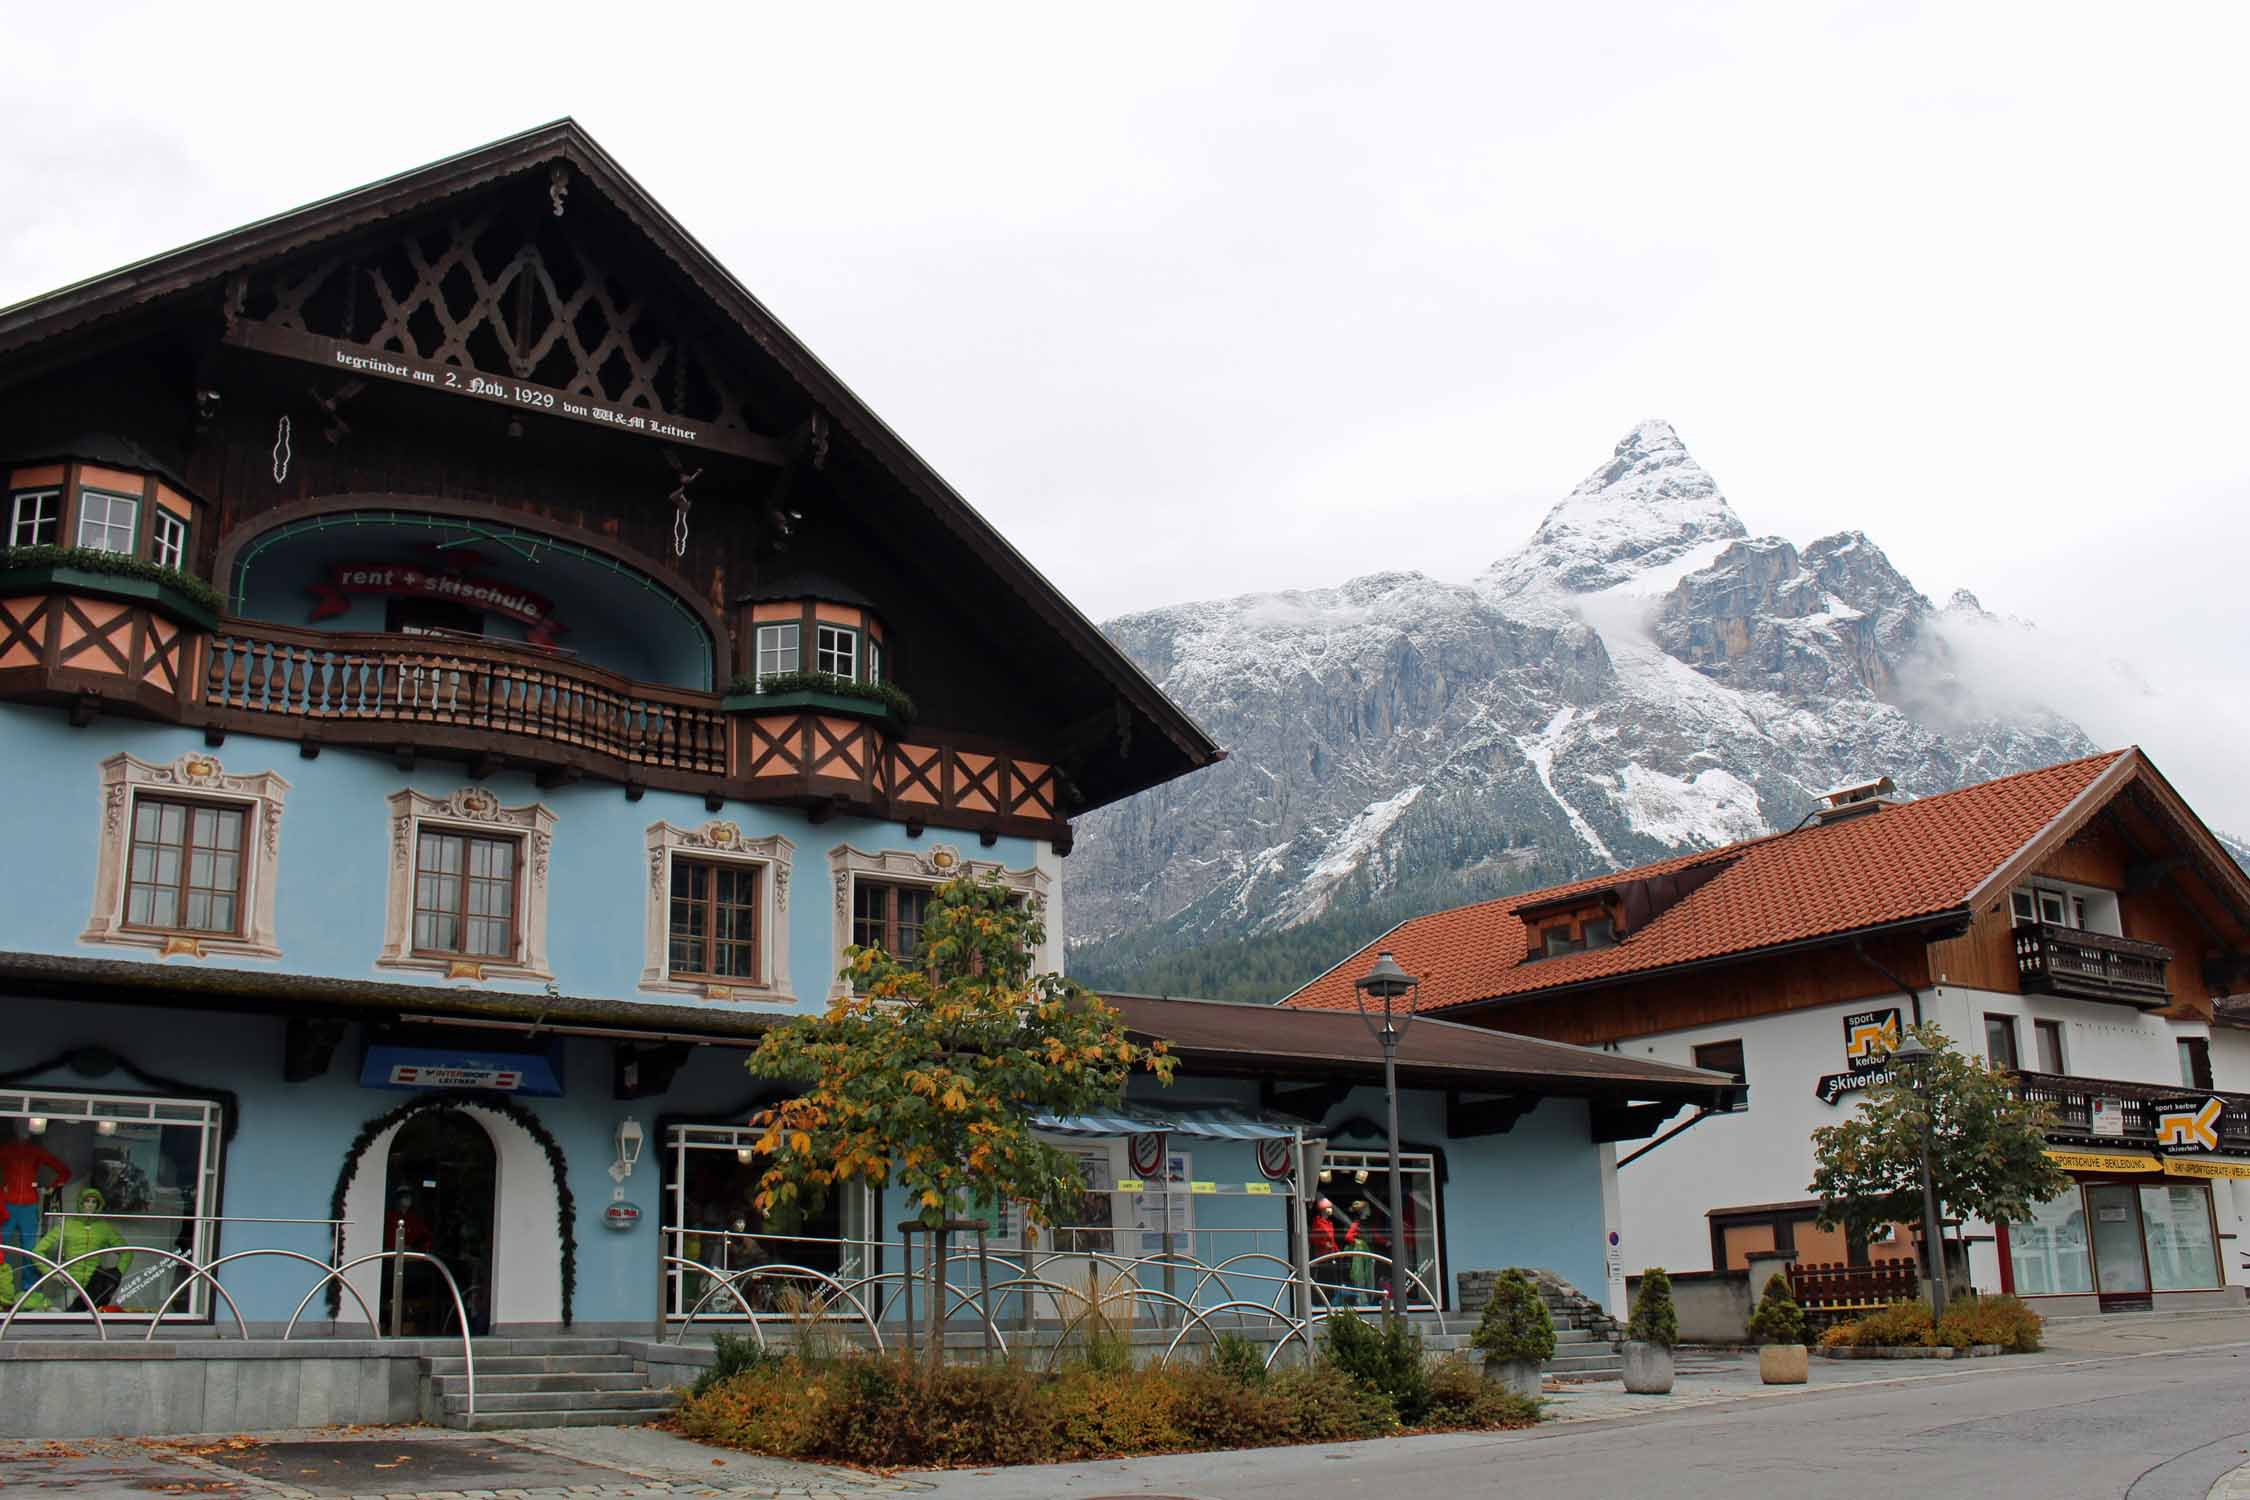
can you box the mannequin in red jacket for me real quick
[1307,1196,1358,1299]
[0,1121,71,1265]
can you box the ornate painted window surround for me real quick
[83,751,289,960]
[640,819,796,1002]
[380,787,557,982]
[827,843,1052,996]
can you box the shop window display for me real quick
[0,1092,221,1317]
[2007,1188,2093,1295]
[663,1124,870,1319]
[2136,1183,2221,1292]
[1316,1149,1443,1310]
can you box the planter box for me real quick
[0,563,218,632]
[1817,1344,2005,1360]
[721,688,905,731]
[1758,1344,1809,1384]
[1620,1340,1674,1394]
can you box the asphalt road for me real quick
[908,1343,2250,1500]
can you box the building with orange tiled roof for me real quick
[1283,747,2250,1320]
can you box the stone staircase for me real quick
[419,1339,677,1431]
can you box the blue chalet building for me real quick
[0,124,1730,1417]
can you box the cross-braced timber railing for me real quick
[200,621,728,777]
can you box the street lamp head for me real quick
[1355,950,1416,1000]
[1889,1034,1935,1067]
[1353,950,1421,1044]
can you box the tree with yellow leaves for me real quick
[746,876,1175,1277]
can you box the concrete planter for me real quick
[1620,1339,1674,1394]
[1758,1343,1809,1384]
[1484,1356,1542,1399]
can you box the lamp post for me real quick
[1353,950,1420,1321]
[1888,1035,1948,1318]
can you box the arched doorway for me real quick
[382,1110,497,1336]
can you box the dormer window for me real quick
[75,489,139,554]
[816,623,858,679]
[1583,916,1616,949]
[754,622,800,688]
[9,489,58,547]
[152,509,190,571]
[1520,891,1626,961]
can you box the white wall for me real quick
[1614,986,2247,1292]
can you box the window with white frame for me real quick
[0,1089,225,1321]
[826,845,1051,997]
[75,490,139,554]
[639,821,795,1000]
[815,623,857,679]
[82,752,288,960]
[867,637,883,684]
[9,489,58,547]
[753,623,799,687]
[152,510,189,571]
[2009,881,2122,936]
[379,788,555,981]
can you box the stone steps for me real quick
[418,1341,675,1431]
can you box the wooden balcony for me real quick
[2013,921,2172,1007]
[199,622,728,776]
[2015,1070,2250,1150]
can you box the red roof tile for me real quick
[1282,750,2133,1015]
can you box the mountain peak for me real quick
[1483,419,1747,597]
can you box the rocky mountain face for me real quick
[1068,420,2096,991]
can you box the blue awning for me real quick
[1031,1106,1300,1141]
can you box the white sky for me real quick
[6,3,2247,827]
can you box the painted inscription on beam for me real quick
[224,321,786,466]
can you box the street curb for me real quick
[2210,1460,2250,1499]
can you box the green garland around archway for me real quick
[325,1090,576,1324]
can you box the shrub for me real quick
[916,1362,1061,1467]
[0,544,224,616]
[1268,1365,1400,1440]
[1322,1309,1432,1422]
[1168,1364,1296,1449]
[1842,1300,1938,1348]
[1207,1330,1271,1386]
[1936,1294,2044,1352]
[1422,1355,1541,1430]
[725,668,916,722]
[1816,1320,1859,1350]
[1627,1267,1679,1349]
[675,1346,1535,1464]
[1472,1269,1557,1364]
[689,1331,773,1398]
[1746,1273,1807,1346]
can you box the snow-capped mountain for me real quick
[1068,420,2096,978]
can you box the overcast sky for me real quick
[6,4,2246,826]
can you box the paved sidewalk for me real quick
[0,1425,909,1500]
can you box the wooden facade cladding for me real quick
[1475,933,1934,1047]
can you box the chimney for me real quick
[1811,776,1900,824]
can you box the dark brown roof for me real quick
[0,119,1220,811]
[1104,992,1737,1103]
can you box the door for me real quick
[2084,1183,2150,1301]
[382,1110,497,1336]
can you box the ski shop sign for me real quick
[2154,1096,2227,1155]
[309,559,564,645]
[1815,1006,1904,1106]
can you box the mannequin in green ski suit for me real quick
[33,1187,133,1308]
